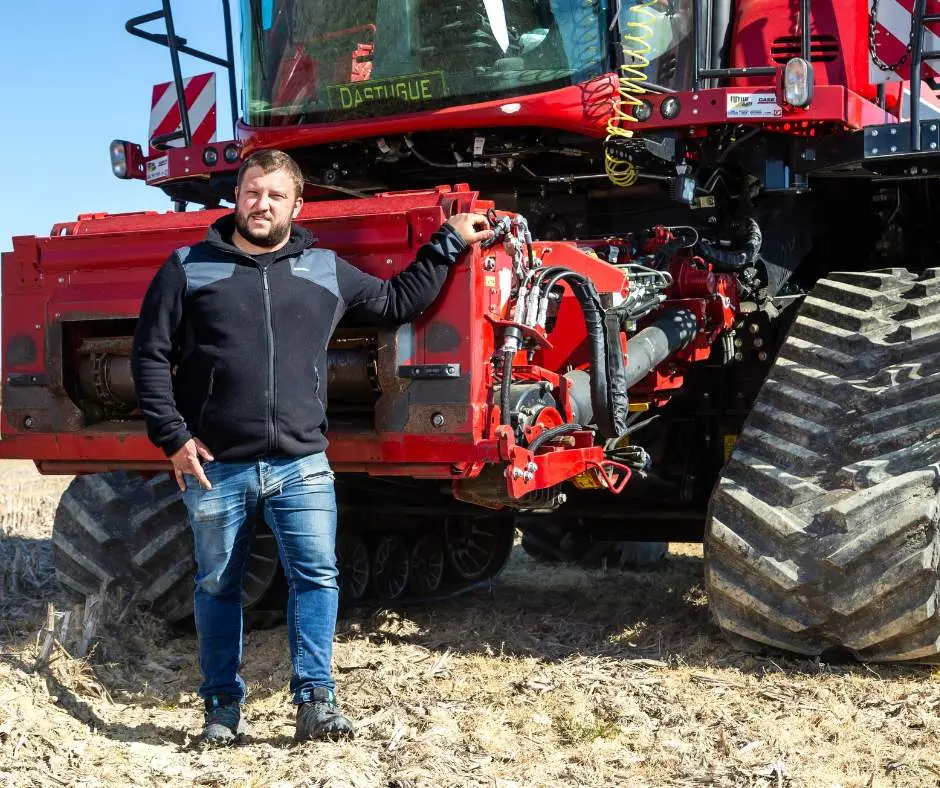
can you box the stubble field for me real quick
[0,460,939,787]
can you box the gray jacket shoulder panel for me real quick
[178,245,237,297]
[289,249,342,302]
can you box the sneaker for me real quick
[201,695,247,745]
[295,687,355,741]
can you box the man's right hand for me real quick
[170,438,214,491]
[446,212,495,246]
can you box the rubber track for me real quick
[705,268,940,662]
[53,472,517,624]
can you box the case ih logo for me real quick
[729,95,776,107]
[148,72,217,156]
[726,92,783,118]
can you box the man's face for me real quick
[234,166,302,247]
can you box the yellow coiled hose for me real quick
[605,0,658,187]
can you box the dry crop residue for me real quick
[0,460,939,787]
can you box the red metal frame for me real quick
[1,183,735,506]
[133,0,911,189]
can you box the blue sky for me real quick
[0,2,241,249]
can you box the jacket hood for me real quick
[205,213,317,260]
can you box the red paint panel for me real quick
[239,76,618,152]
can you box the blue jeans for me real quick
[180,453,339,705]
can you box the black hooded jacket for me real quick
[131,214,467,461]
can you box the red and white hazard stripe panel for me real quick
[869,0,940,83]
[149,72,217,156]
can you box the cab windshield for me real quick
[240,0,612,125]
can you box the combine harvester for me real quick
[3,0,940,661]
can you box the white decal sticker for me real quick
[498,268,512,310]
[726,92,783,119]
[146,155,170,182]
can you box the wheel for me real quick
[408,532,446,596]
[371,534,410,600]
[53,471,194,622]
[53,471,280,624]
[336,530,370,605]
[613,540,669,568]
[705,268,940,662]
[444,516,515,580]
[519,519,591,563]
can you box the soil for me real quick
[1,460,939,787]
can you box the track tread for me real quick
[705,268,940,662]
[52,472,196,622]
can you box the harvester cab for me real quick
[5,0,940,662]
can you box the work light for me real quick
[784,58,814,108]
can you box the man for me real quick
[131,149,492,745]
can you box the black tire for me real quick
[408,532,445,596]
[615,540,669,568]
[519,520,592,563]
[336,530,370,606]
[53,471,195,622]
[371,534,410,600]
[53,471,280,624]
[444,516,515,580]
[704,268,940,662]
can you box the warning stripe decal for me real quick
[149,72,217,154]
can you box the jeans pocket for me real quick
[300,469,335,487]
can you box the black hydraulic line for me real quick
[529,265,566,289]
[524,230,535,269]
[623,309,700,389]
[500,348,514,426]
[567,275,629,438]
[528,268,628,437]
[696,217,762,271]
[527,423,587,453]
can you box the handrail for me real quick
[125,0,239,147]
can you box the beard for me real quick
[234,207,292,248]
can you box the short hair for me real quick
[236,149,304,199]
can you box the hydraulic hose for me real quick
[500,348,514,426]
[527,423,587,453]
[564,275,630,439]
[623,308,700,389]
[697,217,762,272]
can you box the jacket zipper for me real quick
[261,267,277,451]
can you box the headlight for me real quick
[202,147,219,166]
[660,96,681,119]
[110,140,129,179]
[223,144,240,164]
[633,100,653,122]
[784,58,814,108]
